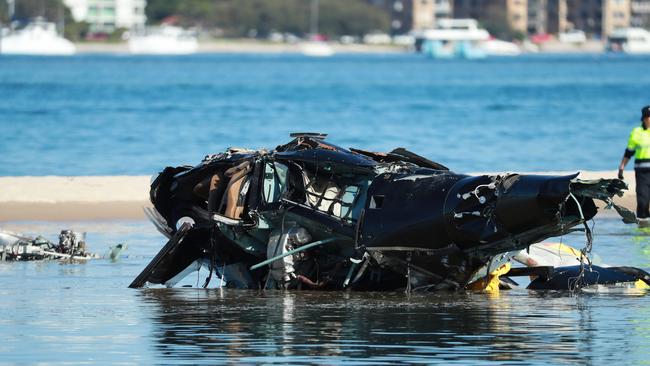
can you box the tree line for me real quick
[0,0,391,40]
[0,0,89,41]
[146,0,391,37]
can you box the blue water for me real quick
[1,218,649,364]
[1,53,649,176]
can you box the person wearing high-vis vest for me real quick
[619,105,650,219]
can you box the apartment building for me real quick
[528,0,547,33]
[453,0,528,34]
[604,0,631,35]
[565,0,630,37]
[547,0,570,34]
[372,0,643,36]
[367,0,453,33]
[63,0,146,33]
[631,0,650,27]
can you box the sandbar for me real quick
[0,171,635,222]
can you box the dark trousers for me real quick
[636,170,650,218]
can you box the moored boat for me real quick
[414,19,489,59]
[128,25,198,55]
[607,27,650,54]
[0,19,76,56]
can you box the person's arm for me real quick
[619,130,637,179]
[619,156,630,179]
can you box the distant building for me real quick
[453,0,528,35]
[528,0,547,34]
[566,0,630,38]
[412,0,435,30]
[63,0,146,34]
[372,0,643,37]
[603,0,631,36]
[367,0,453,33]
[631,0,650,27]
[547,0,570,34]
[507,0,529,33]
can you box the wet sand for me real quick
[0,176,150,221]
[0,171,635,221]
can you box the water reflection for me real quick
[1,219,648,364]
[631,227,650,267]
[139,289,611,364]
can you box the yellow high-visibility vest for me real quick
[626,127,650,168]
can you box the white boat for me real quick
[0,20,76,56]
[607,27,650,54]
[482,38,521,56]
[414,19,490,59]
[300,0,334,57]
[558,29,587,44]
[300,41,334,57]
[128,25,198,55]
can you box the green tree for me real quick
[145,0,390,38]
[0,1,8,24]
[64,20,89,41]
[2,0,87,40]
[319,0,389,36]
[481,4,522,41]
[145,0,181,23]
[14,0,66,22]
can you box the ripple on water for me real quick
[0,218,648,364]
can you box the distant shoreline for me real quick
[72,39,605,55]
[75,40,407,54]
[0,171,633,221]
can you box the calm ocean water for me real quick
[2,54,650,365]
[1,53,650,176]
[0,218,649,365]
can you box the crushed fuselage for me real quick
[131,134,631,291]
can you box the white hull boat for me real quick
[482,39,521,56]
[0,21,75,56]
[608,28,650,54]
[300,41,334,57]
[128,25,198,55]
[414,19,489,59]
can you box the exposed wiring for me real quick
[567,193,594,293]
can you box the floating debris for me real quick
[108,243,128,262]
[508,242,650,292]
[130,133,646,292]
[0,229,99,261]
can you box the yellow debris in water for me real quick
[634,279,650,289]
[467,262,511,294]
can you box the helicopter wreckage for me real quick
[0,229,99,261]
[130,133,650,292]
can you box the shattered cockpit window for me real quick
[130,133,647,293]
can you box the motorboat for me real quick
[482,38,521,56]
[129,133,645,292]
[300,40,334,57]
[558,29,587,44]
[128,25,198,55]
[0,19,76,56]
[414,19,489,59]
[607,27,650,54]
[300,0,334,57]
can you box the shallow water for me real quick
[1,217,649,364]
[1,53,650,175]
